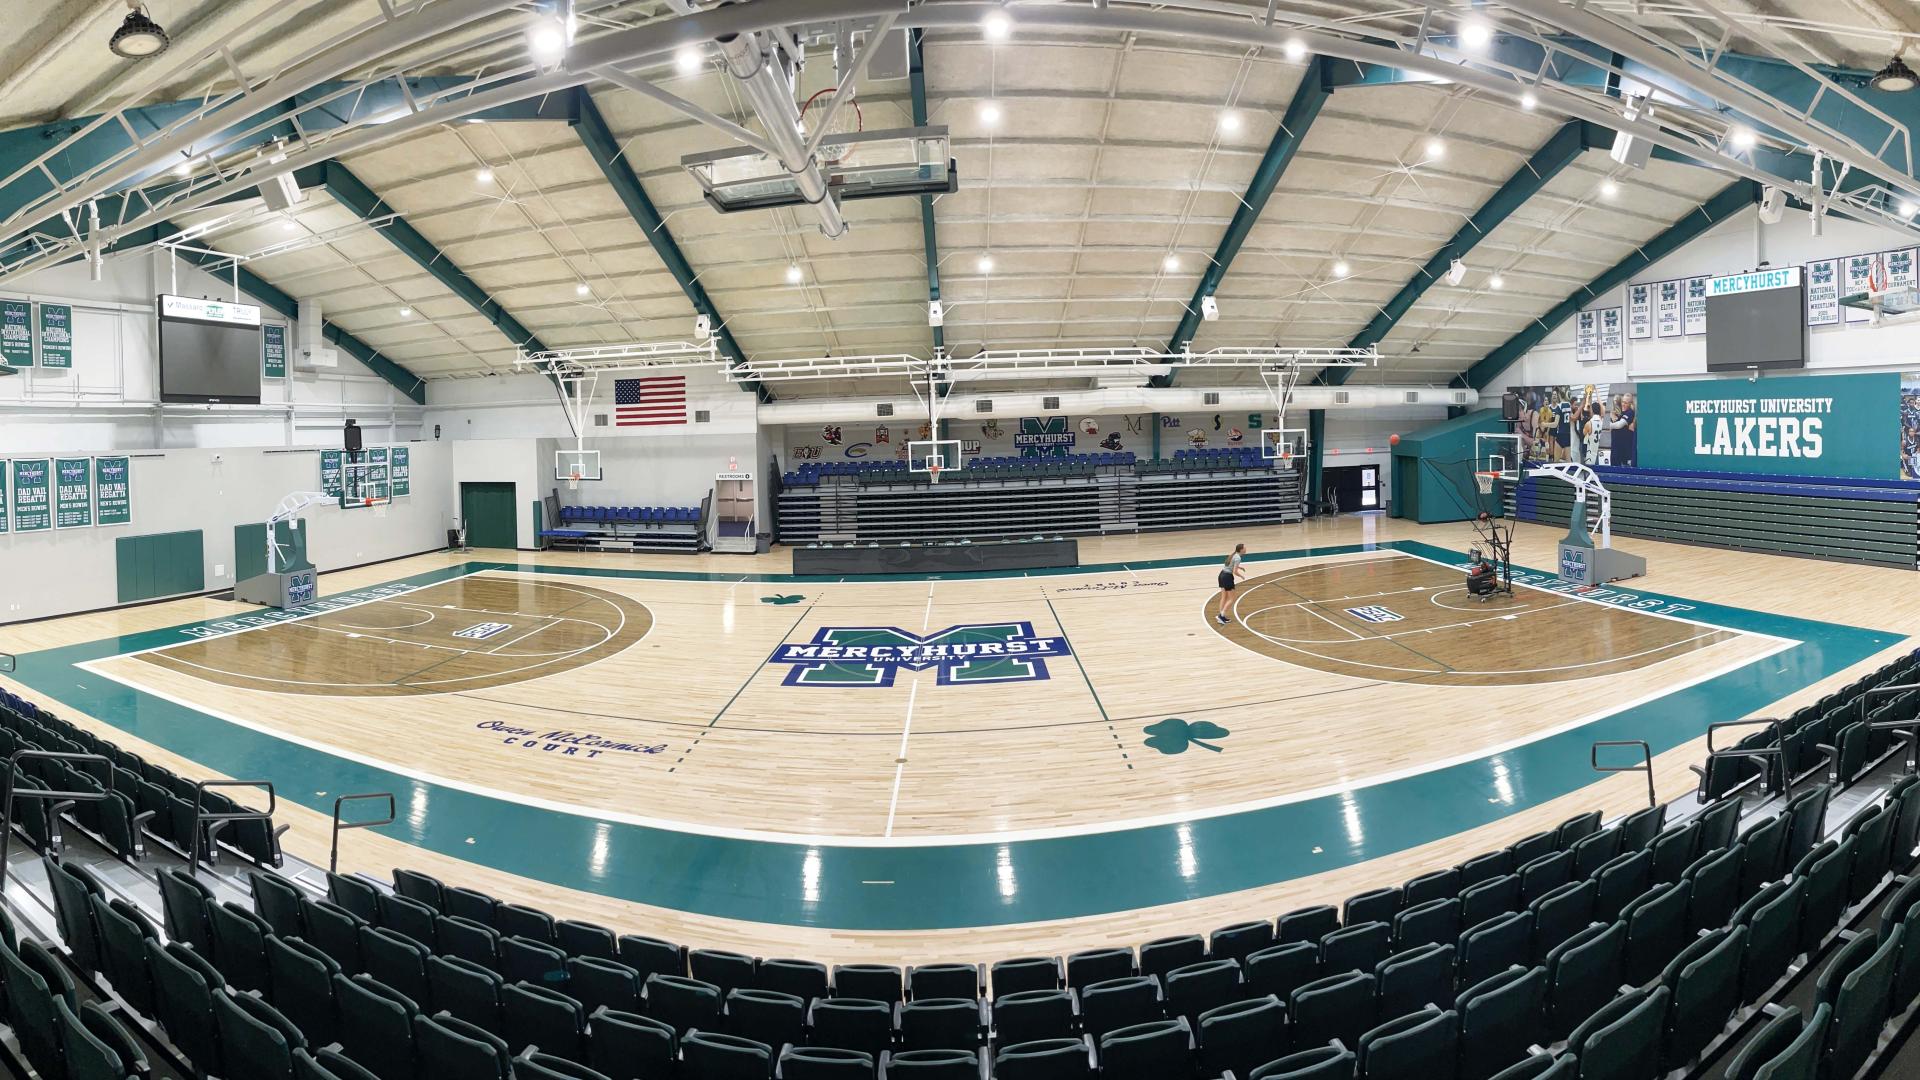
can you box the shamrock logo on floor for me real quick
[760,594,806,605]
[1142,717,1231,754]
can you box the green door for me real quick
[460,482,519,549]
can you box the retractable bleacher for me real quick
[540,502,707,554]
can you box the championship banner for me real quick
[54,456,92,528]
[263,324,287,379]
[1574,310,1598,363]
[1683,277,1708,335]
[1656,281,1682,337]
[1628,284,1652,340]
[1844,254,1875,323]
[38,304,71,368]
[94,456,131,526]
[11,458,50,532]
[1806,260,1840,326]
[0,460,8,534]
[319,450,344,497]
[1637,372,1898,478]
[390,446,411,497]
[0,299,30,367]
[1599,307,1624,361]
[1890,248,1917,289]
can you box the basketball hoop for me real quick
[1475,470,1498,495]
[568,468,582,492]
[927,464,944,484]
[802,88,863,165]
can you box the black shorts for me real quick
[1218,570,1236,591]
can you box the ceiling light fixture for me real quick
[1219,111,1242,134]
[282,218,299,232]
[1729,125,1757,150]
[109,1,170,59]
[1424,137,1445,160]
[1600,179,1619,197]
[576,283,592,297]
[1332,260,1351,279]
[172,160,193,177]
[1284,37,1307,62]
[977,255,995,273]
[675,45,704,75]
[1163,255,1180,272]
[785,263,803,284]
[1520,91,1538,111]
[528,16,568,65]
[1460,19,1492,49]
[982,10,1012,41]
[1901,200,1917,219]
[398,306,412,318]
[978,102,1001,125]
[475,167,494,184]
[1871,55,1918,93]
[1489,274,1505,290]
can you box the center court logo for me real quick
[771,623,1071,687]
[1345,606,1403,623]
[453,622,512,640]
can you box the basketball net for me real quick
[802,87,863,165]
[927,463,943,484]
[568,468,581,492]
[1870,255,1890,294]
[1475,471,1497,495]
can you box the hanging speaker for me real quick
[1501,392,1522,422]
[1445,258,1467,286]
[1758,185,1786,224]
[343,419,363,453]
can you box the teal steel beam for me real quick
[159,219,427,403]
[321,161,551,357]
[910,29,944,354]
[568,88,763,398]
[1465,178,1757,391]
[1157,56,1333,386]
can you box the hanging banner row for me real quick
[318,448,412,498]
[0,456,132,534]
[0,296,289,377]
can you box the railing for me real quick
[1694,718,1786,798]
[187,779,277,876]
[330,793,396,874]
[0,750,110,896]
[1592,740,1657,809]
[1858,683,1920,773]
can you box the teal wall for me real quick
[1637,372,1900,479]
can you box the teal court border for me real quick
[4,540,1903,930]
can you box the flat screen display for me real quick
[1705,284,1807,372]
[158,294,262,403]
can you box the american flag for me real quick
[614,375,687,426]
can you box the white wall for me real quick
[1,249,423,453]
[1501,206,1920,390]
[0,442,451,624]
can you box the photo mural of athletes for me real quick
[1510,383,1638,467]
[1902,376,1920,480]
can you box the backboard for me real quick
[556,449,602,482]
[340,461,392,510]
[1261,427,1309,462]
[684,126,957,214]
[909,439,966,482]
[1840,285,1920,325]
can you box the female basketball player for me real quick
[1215,543,1247,625]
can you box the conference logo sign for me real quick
[771,622,1071,687]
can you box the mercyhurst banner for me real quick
[1638,373,1899,479]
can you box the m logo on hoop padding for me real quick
[771,623,1071,687]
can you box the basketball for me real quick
[1389,433,1400,446]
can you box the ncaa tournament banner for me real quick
[37,303,71,368]
[1574,310,1598,363]
[1599,307,1624,361]
[1806,260,1840,326]
[54,456,92,528]
[0,461,8,533]
[1628,284,1652,340]
[390,447,411,497]
[0,299,30,367]
[262,324,287,379]
[94,456,131,526]
[11,458,50,531]
[1844,255,1874,323]
[1638,372,1898,478]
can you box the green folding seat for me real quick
[1617,805,1666,852]
[1510,832,1556,867]
[513,1047,615,1080]
[993,988,1077,1046]
[1098,1017,1192,1080]
[1290,971,1377,1054]
[327,873,383,923]
[1554,811,1603,851]
[681,1029,773,1079]
[1541,921,1623,1038]
[831,964,903,1003]
[1591,851,1651,922]
[993,1037,1095,1080]
[1277,906,1341,946]
[391,869,446,912]
[806,996,893,1057]
[1682,845,1743,932]
[1163,958,1241,1024]
[1320,922,1391,976]
[503,980,588,1061]
[1211,920,1276,964]
[885,1048,980,1078]
[361,924,432,1004]
[1746,1002,1828,1080]
[157,866,216,956]
[1458,851,1512,891]
[778,1045,875,1079]
[1820,926,1899,1080]
[1357,1008,1457,1080]
[724,987,806,1050]
[147,938,223,1074]
[1376,943,1453,1021]
[1245,940,1319,1001]
[555,920,616,962]
[1198,995,1285,1079]
[1894,779,1920,869]
[1526,880,1595,963]
[1846,803,1896,903]
[1569,828,1621,879]
[251,870,308,939]
[1565,984,1665,1080]
[43,855,103,978]
[413,1010,509,1080]
[586,1007,677,1080]
[1249,1043,1356,1079]
[566,955,643,1016]
[1392,898,1461,952]
[501,934,568,988]
[214,986,307,1080]
[1722,1005,1808,1080]
[1648,822,1701,885]
[1658,924,1745,1069]
[762,957,833,1001]
[1799,837,1855,953]
[646,972,724,1036]
[1781,785,1830,867]
[297,1047,377,1080]
[689,948,758,996]
[208,900,273,992]
[1736,879,1805,1003]
[1696,799,1743,852]
[57,998,148,1080]
[5,940,71,1080]
[443,886,499,927]
[1458,911,1530,989]
[300,896,366,973]
[376,893,439,949]
[1737,815,1789,895]
[333,973,420,1080]
[1485,1053,1572,1079]
[907,963,981,1001]
[1065,947,1134,990]
[1455,965,1545,1080]
[1459,875,1521,929]
[1405,868,1461,907]
[492,902,555,944]
[1344,889,1403,929]
[1080,975,1162,1038]
[432,915,499,968]
[91,894,157,1019]
[268,934,341,1046]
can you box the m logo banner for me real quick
[453,622,512,640]
[772,623,1071,686]
[1013,416,1076,458]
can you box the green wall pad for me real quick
[234,522,312,583]
[115,530,205,604]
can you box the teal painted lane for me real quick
[8,541,1900,930]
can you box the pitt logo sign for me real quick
[771,623,1071,687]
